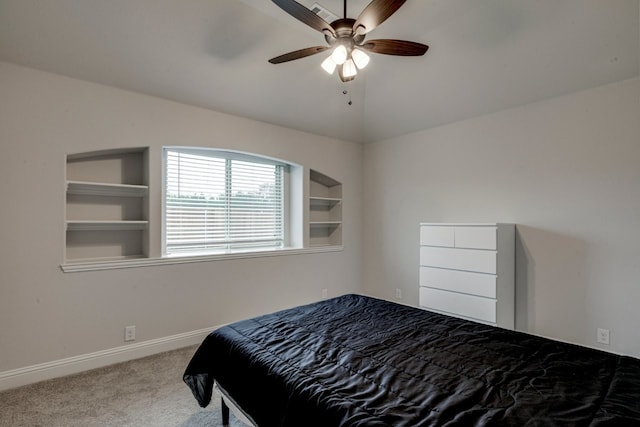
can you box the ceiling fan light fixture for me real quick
[351,48,370,69]
[321,55,337,74]
[331,44,348,65]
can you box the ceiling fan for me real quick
[269,0,429,82]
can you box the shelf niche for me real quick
[65,148,149,264]
[309,169,342,247]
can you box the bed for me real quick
[184,294,640,426]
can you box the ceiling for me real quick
[0,0,638,143]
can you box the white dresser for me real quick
[419,223,515,329]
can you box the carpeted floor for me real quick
[0,346,244,427]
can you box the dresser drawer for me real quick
[420,287,497,323]
[419,266,497,298]
[420,246,497,274]
[454,226,497,250]
[420,226,454,247]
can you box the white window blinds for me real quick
[165,149,284,255]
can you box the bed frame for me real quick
[216,383,256,426]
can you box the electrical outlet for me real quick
[395,288,402,299]
[124,325,136,342]
[597,328,610,345]
[321,289,328,299]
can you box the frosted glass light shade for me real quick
[321,56,337,74]
[331,45,348,65]
[352,49,370,69]
[342,58,357,78]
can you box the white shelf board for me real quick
[67,180,148,197]
[61,246,344,272]
[309,221,342,228]
[310,169,340,187]
[309,197,342,208]
[64,254,147,264]
[66,220,149,231]
[309,245,342,249]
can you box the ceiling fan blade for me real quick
[268,46,329,64]
[353,0,407,35]
[272,0,336,37]
[361,39,428,56]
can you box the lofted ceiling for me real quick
[0,0,638,143]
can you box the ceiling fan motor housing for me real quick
[324,18,365,46]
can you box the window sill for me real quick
[60,246,344,273]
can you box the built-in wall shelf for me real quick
[64,254,148,265]
[309,221,342,227]
[309,170,342,247]
[309,197,342,208]
[66,220,149,231]
[64,148,149,264]
[67,181,148,197]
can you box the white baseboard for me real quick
[0,326,217,392]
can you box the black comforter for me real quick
[184,294,640,426]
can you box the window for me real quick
[164,148,287,256]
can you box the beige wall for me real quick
[2,58,639,384]
[0,62,363,372]
[363,76,640,357]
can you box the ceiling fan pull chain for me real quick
[343,89,353,106]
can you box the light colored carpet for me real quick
[0,346,244,427]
